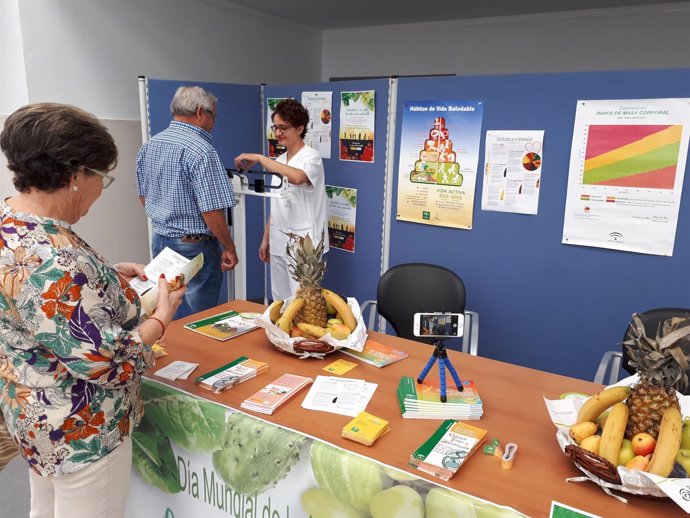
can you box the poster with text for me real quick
[562,98,690,256]
[301,91,332,159]
[482,130,544,215]
[396,101,484,229]
[326,185,357,252]
[266,98,289,158]
[339,91,375,162]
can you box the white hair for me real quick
[170,86,217,116]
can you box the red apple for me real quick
[290,326,303,338]
[631,433,657,456]
[625,454,650,471]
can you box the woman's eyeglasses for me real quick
[85,167,115,189]
[271,124,292,134]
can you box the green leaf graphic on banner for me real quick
[141,381,226,453]
[132,415,182,493]
[212,412,304,495]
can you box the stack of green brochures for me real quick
[194,356,268,393]
[397,376,483,420]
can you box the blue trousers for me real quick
[152,234,222,319]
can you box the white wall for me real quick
[3,0,322,270]
[0,0,28,112]
[322,3,690,80]
[17,0,322,119]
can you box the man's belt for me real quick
[182,234,216,241]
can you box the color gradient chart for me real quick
[583,124,681,189]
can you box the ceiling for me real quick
[223,0,688,29]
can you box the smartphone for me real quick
[413,312,464,338]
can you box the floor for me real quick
[0,456,30,517]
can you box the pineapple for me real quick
[624,313,690,439]
[285,233,328,328]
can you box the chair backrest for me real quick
[376,263,466,344]
[621,307,690,375]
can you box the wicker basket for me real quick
[255,297,367,359]
[556,430,666,498]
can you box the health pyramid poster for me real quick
[396,101,484,229]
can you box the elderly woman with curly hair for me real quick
[0,103,185,518]
[234,98,328,300]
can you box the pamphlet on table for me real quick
[301,375,377,417]
[194,356,268,393]
[339,340,409,367]
[184,310,260,341]
[409,419,487,480]
[240,373,313,415]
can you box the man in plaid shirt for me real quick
[137,86,238,318]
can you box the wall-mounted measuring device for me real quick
[226,168,289,199]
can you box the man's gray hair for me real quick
[170,86,217,116]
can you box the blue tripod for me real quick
[417,340,464,402]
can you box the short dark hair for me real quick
[0,103,118,193]
[272,99,309,139]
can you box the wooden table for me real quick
[150,301,683,518]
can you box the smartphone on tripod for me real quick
[412,312,464,338]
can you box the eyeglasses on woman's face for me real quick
[85,167,115,189]
[271,124,293,134]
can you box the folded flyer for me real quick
[129,247,203,315]
[339,340,408,368]
[240,373,313,415]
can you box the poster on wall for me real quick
[339,90,375,162]
[326,185,357,252]
[396,100,484,229]
[301,91,332,159]
[266,97,289,158]
[481,130,545,215]
[562,98,690,256]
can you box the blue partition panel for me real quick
[147,79,264,301]
[264,80,390,305]
[391,70,690,380]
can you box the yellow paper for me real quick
[342,411,390,445]
[323,359,357,375]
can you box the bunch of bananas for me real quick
[568,386,684,478]
[268,289,357,342]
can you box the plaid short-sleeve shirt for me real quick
[136,121,236,237]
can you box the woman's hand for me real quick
[115,262,147,283]
[154,275,186,323]
[234,153,263,170]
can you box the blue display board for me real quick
[264,80,390,304]
[390,70,690,380]
[146,79,264,301]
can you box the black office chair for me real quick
[594,307,690,385]
[360,263,479,355]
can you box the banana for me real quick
[322,289,357,332]
[268,299,284,324]
[279,298,305,334]
[648,406,682,478]
[598,402,628,465]
[576,386,631,424]
[569,422,598,444]
[296,323,329,338]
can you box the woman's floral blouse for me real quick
[0,201,154,476]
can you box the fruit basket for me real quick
[255,296,367,359]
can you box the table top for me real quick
[148,301,683,518]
